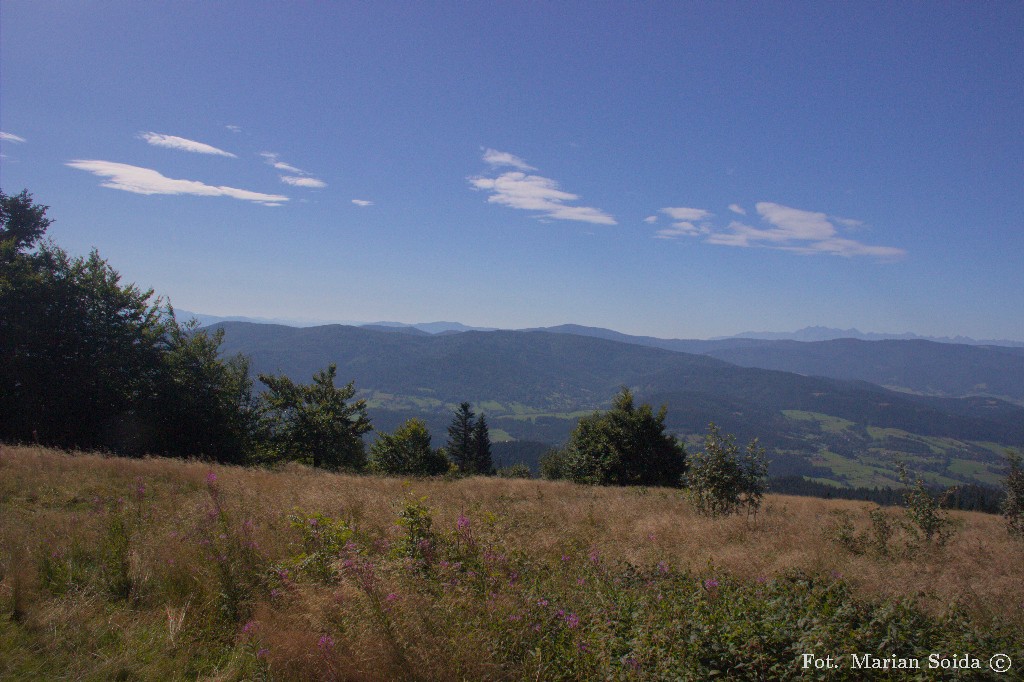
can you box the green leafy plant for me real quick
[686,423,767,520]
[1002,449,1024,538]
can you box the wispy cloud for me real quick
[261,152,326,187]
[662,207,712,222]
[351,199,373,207]
[655,222,710,239]
[470,150,616,226]
[652,206,713,239]
[643,215,658,224]
[280,175,326,188]
[1,132,27,143]
[655,200,904,259]
[67,160,287,205]
[259,152,306,175]
[728,203,746,215]
[482,148,536,171]
[226,125,242,133]
[139,132,236,158]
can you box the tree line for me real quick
[0,190,500,474]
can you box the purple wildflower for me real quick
[318,634,335,651]
[565,613,580,629]
[704,578,719,590]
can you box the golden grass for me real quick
[2,443,1022,679]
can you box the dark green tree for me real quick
[472,413,494,475]
[446,402,477,474]
[1,189,260,460]
[1,190,167,450]
[561,387,687,487]
[368,418,449,476]
[0,189,51,260]
[257,364,371,470]
[153,315,257,463]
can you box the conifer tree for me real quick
[446,402,476,473]
[472,413,494,475]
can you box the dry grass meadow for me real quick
[1,444,1022,680]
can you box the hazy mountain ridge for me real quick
[720,325,1024,347]
[210,321,1024,488]
[525,325,1024,404]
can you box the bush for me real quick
[685,423,768,520]
[560,388,686,487]
[899,464,954,546]
[1002,449,1024,538]
[369,418,449,476]
[496,463,532,479]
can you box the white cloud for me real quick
[482,148,536,171]
[651,207,714,239]
[728,203,746,215]
[280,175,326,188]
[351,199,373,207]
[226,125,242,133]
[0,132,26,143]
[470,171,616,225]
[669,202,905,259]
[139,132,236,158]
[643,215,658,224]
[260,152,306,175]
[471,149,615,225]
[661,207,712,222]
[66,160,288,205]
[755,202,836,241]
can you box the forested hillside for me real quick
[212,321,1024,488]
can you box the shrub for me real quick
[369,418,449,476]
[686,423,768,520]
[496,463,532,479]
[560,388,686,487]
[899,464,954,546]
[1002,449,1024,538]
[539,447,569,480]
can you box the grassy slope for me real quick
[2,446,1022,680]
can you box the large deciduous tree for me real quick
[1,189,166,450]
[1,189,258,461]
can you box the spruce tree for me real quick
[472,413,494,475]
[446,402,476,473]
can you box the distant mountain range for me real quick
[719,325,1024,347]
[181,310,1022,347]
[209,321,1024,489]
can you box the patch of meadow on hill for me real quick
[1,445,1022,680]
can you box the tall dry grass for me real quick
[1,444,1022,680]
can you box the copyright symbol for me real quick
[990,653,1011,673]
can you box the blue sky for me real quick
[2,2,1022,340]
